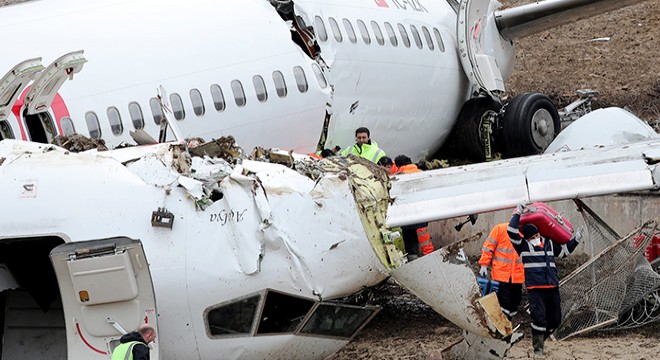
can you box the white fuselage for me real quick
[0,0,515,161]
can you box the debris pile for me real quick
[52,134,108,152]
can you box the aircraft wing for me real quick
[387,139,660,227]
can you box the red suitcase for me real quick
[519,202,574,244]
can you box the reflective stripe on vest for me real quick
[417,227,434,255]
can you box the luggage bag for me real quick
[519,202,574,244]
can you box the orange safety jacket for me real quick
[398,164,434,255]
[478,223,525,284]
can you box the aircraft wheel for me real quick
[502,92,560,157]
[450,97,502,161]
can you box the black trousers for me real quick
[528,287,562,335]
[497,281,523,317]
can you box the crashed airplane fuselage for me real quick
[0,139,404,359]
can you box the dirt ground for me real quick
[332,1,660,359]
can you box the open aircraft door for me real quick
[50,237,159,360]
[21,50,86,143]
[0,58,44,139]
[457,0,510,95]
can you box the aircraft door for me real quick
[49,237,159,360]
[0,58,44,141]
[457,0,508,94]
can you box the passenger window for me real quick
[384,22,397,46]
[311,63,327,89]
[314,16,328,42]
[231,80,246,107]
[371,21,385,45]
[397,23,410,48]
[210,85,226,112]
[410,25,423,49]
[190,89,205,116]
[328,17,342,42]
[84,111,101,139]
[342,18,357,43]
[356,20,370,44]
[272,71,287,98]
[59,117,75,136]
[107,106,123,135]
[293,66,308,93]
[252,75,268,103]
[433,27,445,52]
[149,97,165,125]
[128,102,144,130]
[170,93,185,120]
[422,26,434,50]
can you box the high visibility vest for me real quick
[340,141,386,163]
[416,226,434,255]
[479,223,525,283]
[111,341,145,360]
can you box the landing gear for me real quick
[502,92,560,157]
[448,97,502,161]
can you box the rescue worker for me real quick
[111,324,157,360]
[507,204,583,359]
[340,127,386,163]
[394,155,434,260]
[478,222,525,319]
[376,156,398,175]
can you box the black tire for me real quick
[446,97,502,161]
[502,93,560,157]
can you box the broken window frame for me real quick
[107,106,123,135]
[311,63,327,89]
[84,111,101,139]
[297,302,380,340]
[169,92,186,120]
[128,101,144,130]
[255,290,315,336]
[205,293,261,337]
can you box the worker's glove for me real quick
[574,227,584,243]
[479,265,488,277]
[514,204,525,215]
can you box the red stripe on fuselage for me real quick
[374,0,389,8]
[11,86,71,140]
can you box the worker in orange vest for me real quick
[394,155,434,260]
[478,222,525,319]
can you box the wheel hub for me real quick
[531,109,555,148]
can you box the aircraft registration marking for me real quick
[209,209,248,225]
[375,0,429,13]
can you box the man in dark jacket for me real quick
[507,204,583,358]
[111,324,156,360]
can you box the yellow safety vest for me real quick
[111,341,145,360]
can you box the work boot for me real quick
[532,333,545,358]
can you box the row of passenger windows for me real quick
[314,16,446,52]
[64,65,327,139]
